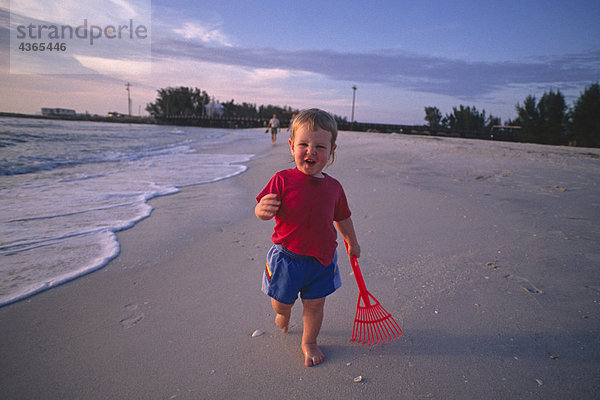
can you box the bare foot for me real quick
[275,313,289,333]
[302,343,325,367]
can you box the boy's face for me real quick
[289,124,335,178]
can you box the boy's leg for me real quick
[301,297,326,367]
[271,298,293,333]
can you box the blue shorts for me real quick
[262,244,342,305]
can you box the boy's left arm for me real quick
[335,217,361,260]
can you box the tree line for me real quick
[145,86,296,120]
[424,105,500,132]
[424,83,600,148]
[146,86,352,124]
[145,84,598,148]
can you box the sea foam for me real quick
[0,118,261,306]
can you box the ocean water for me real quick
[0,117,264,306]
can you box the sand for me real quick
[1,131,599,399]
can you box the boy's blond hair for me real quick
[290,108,338,164]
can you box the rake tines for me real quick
[351,290,403,345]
[345,242,402,345]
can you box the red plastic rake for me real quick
[345,244,402,345]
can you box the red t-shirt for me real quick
[257,168,352,266]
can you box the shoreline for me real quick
[1,132,599,399]
[0,111,157,125]
[0,120,262,309]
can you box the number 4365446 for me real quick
[18,42,67,52]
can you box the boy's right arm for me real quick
[255,193,281,220]
[335,217,360,260]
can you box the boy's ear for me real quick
[288,138,294,153]
[327,144,337,166]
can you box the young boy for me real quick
[255,108,360,367]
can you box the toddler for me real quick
[255,108,360,367]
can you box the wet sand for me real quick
[1,131,599,399]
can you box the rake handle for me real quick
[344,241,371,306]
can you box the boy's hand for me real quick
[255,193,281,220]
[346,243,361,259]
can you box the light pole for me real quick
[351,85,357,123]
[125,82,132,117]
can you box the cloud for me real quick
[107,0,137,18]
[172,21,232,46]
[245,68,294,83]
[8,0,146,26]
[73,54,151,75]
[3,3,151,75]
[153,38,600,101]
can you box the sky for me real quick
[1,0,599,124]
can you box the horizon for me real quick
[1,0,599,125]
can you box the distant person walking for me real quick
[267,114,280,145]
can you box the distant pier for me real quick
[0,112,518,142]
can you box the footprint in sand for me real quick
[120,303,145,329]
[522,285,543,295]
[585,285,600,293]
[504,274,543,295]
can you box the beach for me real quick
[1,131,599,399]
